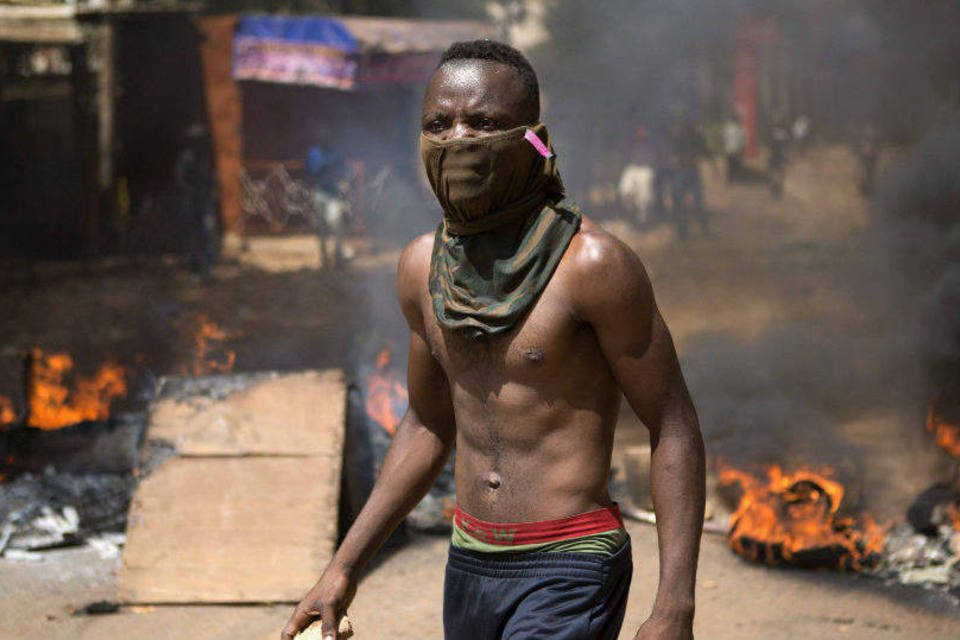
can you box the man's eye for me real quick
[425,120,446,133]
[477,118,496,130]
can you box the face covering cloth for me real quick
[422,123,581,338]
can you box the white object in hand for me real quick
[295,614,353,640]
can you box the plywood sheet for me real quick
[119,456,340,603]
[148,370,345,457]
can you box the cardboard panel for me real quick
[119,456,340,603]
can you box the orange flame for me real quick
[927,402,960,458]
[718,462,886,571]
[0,396,15,425]
[365,344,408,436]
[946,502,960,532]
[188,316,236,376]
[27,348,128,430]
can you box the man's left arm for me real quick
[574,232,705,639]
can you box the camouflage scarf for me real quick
[422,124,581,337]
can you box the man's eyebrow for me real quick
[465,108,509,120]
[422,111,447,122]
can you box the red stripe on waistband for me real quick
[454,504,624,546]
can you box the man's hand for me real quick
[633,611,694,640]
[281,565,356,640]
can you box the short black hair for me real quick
[438,39,540,120]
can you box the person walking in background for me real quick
[305,141,350,268]
[175,124,219,279]
[767,112,791,199]
[651,120,674,223]
[792,114,811,157]
[722,113,746,184]
[617,125,655,225]
[668,110,709,239]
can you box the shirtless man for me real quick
[283,40,704,640]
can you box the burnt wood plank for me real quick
[148,370,345,458]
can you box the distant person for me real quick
[792,114,811,156]
[305,144,345,195]
[767,113,791,199]
[617,125,655,224]
[650,122,673,221]
[175,125,218,278]
[722,115,746,183]
[701,118,726,180]
[668,111,709,239]
[305,143,350,268]
[283,39,704,640]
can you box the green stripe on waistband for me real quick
[451,518,628,556]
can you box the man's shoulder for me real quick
[565,216,647,279]
[398,231,435,274]
[561,215,653,314]
[396,230,436,307]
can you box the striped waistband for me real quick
[453,503,624,547]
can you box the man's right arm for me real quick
[282,236,456,639]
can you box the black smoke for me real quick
[873,125,960,391]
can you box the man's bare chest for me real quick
[421,288,589,390]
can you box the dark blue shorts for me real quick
[442,538,633,639]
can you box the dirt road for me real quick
[2,521,959,639]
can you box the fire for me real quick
[0,395,15,425]
[188,315,236,376]
[718,462,886,571]
[947,502,960,532]
[926,402,960,458]
[27,348,128,430]
[365,344,408,436]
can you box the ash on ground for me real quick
[871,523,960,598]
[0,468,135,557]
[154,371,276,404]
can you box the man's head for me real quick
[419,40,561,232]
[422,40,540,140]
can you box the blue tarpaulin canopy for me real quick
[233,14,491,90]
[235,15,359,53]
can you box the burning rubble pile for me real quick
[0,349,136,560]
[713,128,960,594]
[717,456,960,595]
[866,125,960,594]
[873,399,960,592]
[0,317,446,566]
[0,316,240,562]
[717,463,885,571]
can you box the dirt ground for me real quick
[2,521,960,640]
[1,146,959,638]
